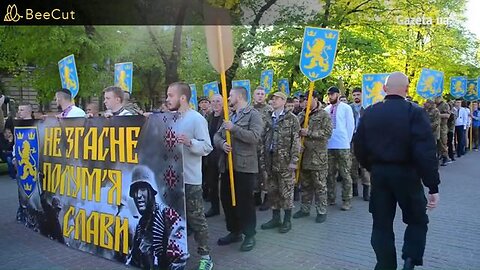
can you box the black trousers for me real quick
[205,161,220,208]
[369,164,429,270]
[220,171,257,237]
[455,126,466,156]
[447,131,455,159]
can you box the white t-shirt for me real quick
[65,106,86,118]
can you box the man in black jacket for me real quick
[204,94,224,217]
[354,72,440,270]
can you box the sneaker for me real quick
[198,256,214,270]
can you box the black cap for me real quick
[327,86,340,94]
[198,96,210,103]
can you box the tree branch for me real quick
[147,27,169,65]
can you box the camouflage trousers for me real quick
[351,151,370,186]
[185,184,210,256]
[437,127,448,158]
[327,149,353,203]
[299,169,328,215]
[268,170,295,210]
[254,151,268,193]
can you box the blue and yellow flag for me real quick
[464,79,479,101]
[203,81,220,98]
[416,68,444,99]
[299,27,340,82]
[278,79,290,96]
[14,127,39,198]
[450,76,467,98]
[189,84,198,110]
[260,70,274,94]
[362,74,389,108]
[114,62,133,93]
[232,80,251,103]
[58,54,79,98]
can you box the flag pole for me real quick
[216,25,236,206]
[295,81,315,183]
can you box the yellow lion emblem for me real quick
[454,80,463,93]
[420,76,436,94]
[64,66,77,90]
[467,83,477,96]
[118,70,129,92]
[304,38,329,71]
[18,140,37,181]
[263,76,270,90]
[366,81,385,104]
[280,84,286,93]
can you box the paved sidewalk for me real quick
[1,152,479,270]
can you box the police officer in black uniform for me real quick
[353,72,440,270]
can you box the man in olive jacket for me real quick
[213,86,264,252]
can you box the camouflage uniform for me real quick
[350,145,370,186]
[185,184,210,256]
[254,103,273,193]
[426,106,441,141]
[262,110,301,210]
[327,149,353,204]
[297,107,332,215]
[436,101,450,158]
[124,101,143,115]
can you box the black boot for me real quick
[440,156,448,166]
[205,203,220,218]
[403,258,415,270]
[362,184,370,201]
[261,209,281,230]
[259,194,271,211]
[254,192,262,206]
[279,209,292,233]
[293,187,300,201]
[352,183,358,197]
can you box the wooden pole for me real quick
[295,81,315,183]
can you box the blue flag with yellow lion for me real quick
[189,84,198,110]
[58,55,79,98]
[14,127,39,198]
[450,76,467,98]
[464,79,479,101]
[114,62,133,93]
[416,68,444,99]
[299,27,340,81]
[362,74,389,108]
[232,80,251,103]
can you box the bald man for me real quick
[354,72,440,270]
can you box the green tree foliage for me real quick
[0,0,479,108]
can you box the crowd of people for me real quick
[0,74,478,270]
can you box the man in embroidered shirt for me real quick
[324,86,355,211]
[55,88,85,118]
[166,82,214,270]
[103,86,136,117]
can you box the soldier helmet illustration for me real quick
[129,165,158,198]
[51,197,62,210]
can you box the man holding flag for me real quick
[214,86,263,251]
[293,91,332,223]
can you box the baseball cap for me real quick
[272,92,287,100]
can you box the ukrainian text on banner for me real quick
[14,114,187,270]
